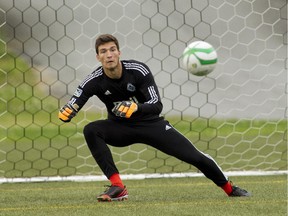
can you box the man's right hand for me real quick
[112,101,138,118]
[58,103,79,122]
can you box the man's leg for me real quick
[135,119,251,197]
[83,120,133,201]
[84,120,117,179]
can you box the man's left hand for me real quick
[112,101,138,118]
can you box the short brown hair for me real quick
[95,34,120,54]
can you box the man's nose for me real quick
[106,50,113,57]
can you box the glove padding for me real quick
[58,103,79,122]
[112,101,138,118]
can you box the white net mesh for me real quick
[0,0,286,178]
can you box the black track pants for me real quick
[83,118,228,187]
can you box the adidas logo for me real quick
[165,125,171,130]
[104,90,112,95]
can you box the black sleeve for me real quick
[66,72,99,111]
[67,86,91,111]
[135,64,163,115]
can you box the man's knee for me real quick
[83,122,108,153]
[83,122,93,137]
[83,122,104,140]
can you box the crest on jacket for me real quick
[127,83,136,92]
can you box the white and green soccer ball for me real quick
[182,41,217,76]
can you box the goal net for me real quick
[0,0,287,182]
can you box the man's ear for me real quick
[96,54,100,61]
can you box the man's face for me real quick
[96,42,121,71]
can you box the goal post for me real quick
[0,0,287,181]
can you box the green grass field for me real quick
[0,175,287,216]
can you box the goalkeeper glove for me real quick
[58,103,79,122]
[112,101,138,118]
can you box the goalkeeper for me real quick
[59,34,251,202]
